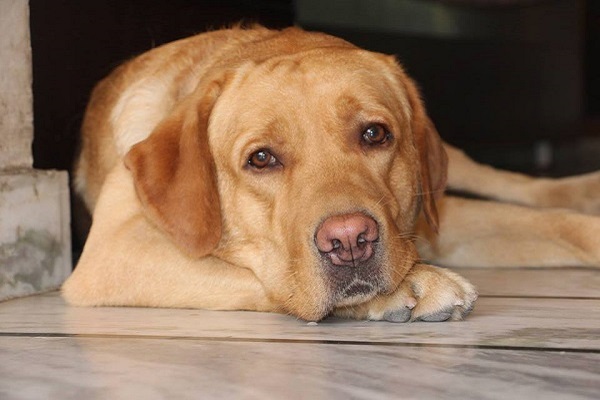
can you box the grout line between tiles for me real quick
[1,332,599,354]
[450,266,600,271]
[479,295,600,300]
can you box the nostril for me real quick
[357,234,367,246]
[332,239,342,250]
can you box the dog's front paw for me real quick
[385,264,478,322]
[334,264,477,322]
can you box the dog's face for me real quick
[125,33,447,320]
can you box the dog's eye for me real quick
[362,124,390,145]
[248,149,279,169]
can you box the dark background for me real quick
[30,0,599,174]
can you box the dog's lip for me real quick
[341,280,376,298]
[330,280,379,308]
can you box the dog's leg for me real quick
[334,264,478,322]
[445,143,600,215]
[62,164,279,313]
[63,250,278,312]
[417,196,600,268]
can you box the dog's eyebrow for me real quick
[334,94,397,130]
[335,94,363,116]
[231,119,294,163]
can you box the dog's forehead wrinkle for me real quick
[241,49,393,95]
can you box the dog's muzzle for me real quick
[315,212,384,302]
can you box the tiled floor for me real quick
[1,268,599,399]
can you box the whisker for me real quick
[374,195,389,208]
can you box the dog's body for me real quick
[62,26,600,322]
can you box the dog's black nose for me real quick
[315,213,378,267]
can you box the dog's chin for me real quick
[287,278,391,321]
[284,281,378,321]
[284,252,395,320]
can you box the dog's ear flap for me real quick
[413,114,448,232]
[124,80,223,258]
[402,75,448,232]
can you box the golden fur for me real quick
[63,27,600,321]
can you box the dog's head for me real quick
[125,28,447,320]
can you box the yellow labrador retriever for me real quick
[62,26,600,322]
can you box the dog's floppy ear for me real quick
[124,79,223,258]
[412,111,448,232]
[400,72,448,232]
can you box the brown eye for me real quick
[248,149,278,169]
[362,124,390,145]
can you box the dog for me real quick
[62,26,600,322]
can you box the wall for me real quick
[0,0,71,301]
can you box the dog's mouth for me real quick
[329,272,385,308]
[332,279,378,307]
[343,280,375,297]
[317,238,390,307]
[284,242,400,321]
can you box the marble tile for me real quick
[0,171,71,302]
[1,336,598,400]
[455,267,600,298]
[1,266,599,400]
[1,293,599,351]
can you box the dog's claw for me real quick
[417,310,453,322]
[383,307,412,323]
[388,303,475,323]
